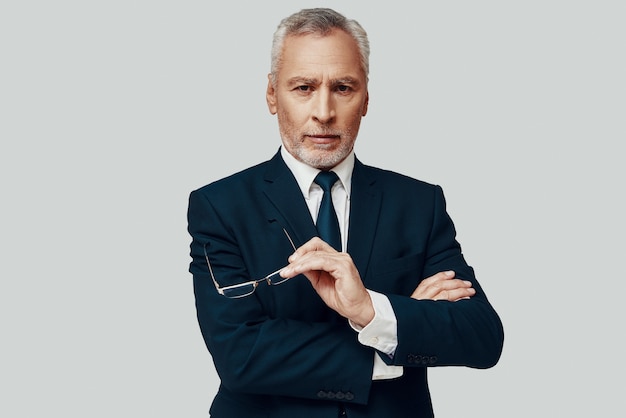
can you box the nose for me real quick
[312,89,335,124]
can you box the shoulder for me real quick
[191,159,271,197]
[187,160,277,220]
[356,160,442,194]
[191,149,289,198]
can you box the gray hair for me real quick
[270,8,370,86]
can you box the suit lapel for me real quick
[347,159,382,283]
[260,152,382,282]
[261,151,319,247]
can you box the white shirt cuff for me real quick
[350,290,403,380]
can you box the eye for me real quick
[336,85,351,93]
[296,85,310,92]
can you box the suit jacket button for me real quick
[317,390,327,399]
[429,356,438,364]
[407,354,415,364]
[327,392,336,399]
[345,392,354,401]
[336,392,345,400]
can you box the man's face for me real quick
[266,29,369,170]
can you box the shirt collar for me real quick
[280,146,354,199]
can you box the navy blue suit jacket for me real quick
[188,150,504,417]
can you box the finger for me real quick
[435,286,476,302]
[288,237,335,262]
[419,270,456,287]
[439,279,473,290]
[281,250,345,279]
[411,271,458,298]
[412,277,473,300]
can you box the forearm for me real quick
[388,293,504,369]
[382,184,504,368]
[373,259,503,369]
[194,275,375,403]
[189,191,375,402]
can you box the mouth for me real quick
[305,134,340,144]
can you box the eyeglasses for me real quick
[203,228,297,298]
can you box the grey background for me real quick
[1,1,624,416]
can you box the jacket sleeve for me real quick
[384,185,504,369]
[188,187,375,404]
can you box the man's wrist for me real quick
[350,290,399,357]
[346,289,374,328]
[351,302,375,328]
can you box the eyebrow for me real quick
[286,76,362,88]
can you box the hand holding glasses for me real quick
[203,228,297,298]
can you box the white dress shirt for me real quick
[280,147,403,380]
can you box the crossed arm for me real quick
[280,237,476,328]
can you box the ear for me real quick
[266,74,278,115]
[361,91,369,117]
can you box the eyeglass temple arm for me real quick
[202,242,224,294]
[282,227,297,252]
[202,227,296,293]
